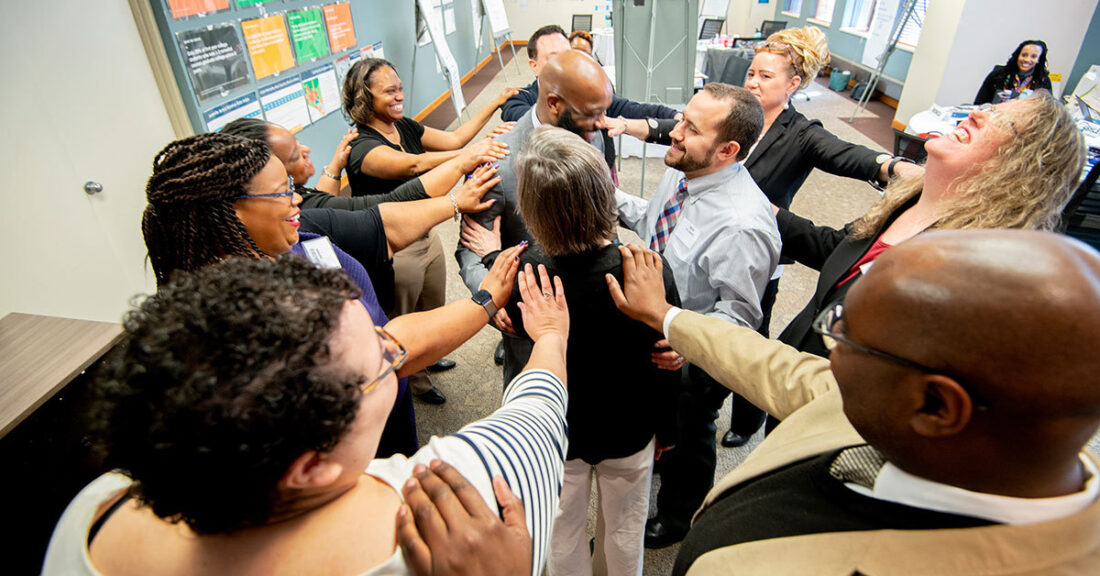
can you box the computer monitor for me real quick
[699,18,724,40]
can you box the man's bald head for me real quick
[536,50,613,141]
[833,230,1100,496]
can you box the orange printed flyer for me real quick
[241,14,296,80]
[323,3,357,53]
[168,0,229,19]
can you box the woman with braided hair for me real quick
[142,132,519,456]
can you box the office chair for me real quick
[572,14,593,33]
[699,18,725,40]
[1060,155,1100,250]
[760,20,787,37]
[892,128,929,164]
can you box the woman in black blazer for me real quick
[974,40,1052,105]
[617,26,920,443]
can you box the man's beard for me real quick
[665,142,716,174]
[555,108,588,139]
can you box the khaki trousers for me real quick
[390,230,446,395]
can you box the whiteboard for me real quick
[483,0,510,36]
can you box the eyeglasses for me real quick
[551,92,606,123]
[813,302,989,410]
[236,176,296,201]
[975,103,1018,136]
[360,326,407,395]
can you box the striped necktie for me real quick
[649,178,688,253]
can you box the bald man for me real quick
[606,230,1100,575]
[457,50,614,386]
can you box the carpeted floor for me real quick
[410,53,1100,575]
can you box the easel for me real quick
[412,0,468,122]
[479,0,520,81]
[848,0,918,122]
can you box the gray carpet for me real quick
[412,65,1100,575]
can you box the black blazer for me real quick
[775,196,918,357]
[503,79,679,170]
[648,104,881,209]
[974,65,1053,105]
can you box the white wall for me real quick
[725,0,777,36]
[0,1,170,322]
[503,0,612,44]
[897,0,1098,125]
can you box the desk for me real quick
[0,312,123,573]
[907,110,956,136]
[702,46,755,87]
[0,312,123,437]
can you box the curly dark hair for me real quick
[92,257,365,535]
[342,57,398,126]
[1004,39,1049,80]
[221,116,271,142]
[142,132,270,286]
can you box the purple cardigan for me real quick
[291,232,418,456]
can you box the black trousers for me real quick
[653,364,766,533]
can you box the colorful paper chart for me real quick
[235,0,280,7]
[332,52,357,89]
[301,63,341,122]
[204,92,262,131]
[176,24,250,102]
[287,8,330,63]
[241,14,296,80]
[259,75,311,134]
[322,3,356,53]
[167,0,229,19]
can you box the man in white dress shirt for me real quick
[614,82,781,547]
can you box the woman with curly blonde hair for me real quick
[777,93,1085,360]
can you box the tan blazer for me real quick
[668,310,1100,575]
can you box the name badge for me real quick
[300,236,342,269]
[674,219,699,248]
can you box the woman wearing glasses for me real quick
[140,132,520,457]
[44,256,570,576]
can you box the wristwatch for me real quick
[471,289,498,319]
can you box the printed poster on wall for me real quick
[323,3,357,53]
[241,14,296,80]
[167,0,230,19]
[287,7,330,63]
[259,75,311,133]
[204,92,262,131]
[176,24,251,103]
[332,51,358,89]
[235,0,281,7]
[301,63,341,122]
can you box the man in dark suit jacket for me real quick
[457,50,614,385]
[501,24,680,175]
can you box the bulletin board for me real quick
[149,0,374,134]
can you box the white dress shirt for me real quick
[617,162,780,329]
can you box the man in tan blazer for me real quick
[606,229,1100,575]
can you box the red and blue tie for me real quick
[649,178,688,253]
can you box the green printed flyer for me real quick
[288,8,330,63]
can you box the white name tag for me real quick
[674,219,699,248]
[300,236,342,269]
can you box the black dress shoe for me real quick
[493,340,505,366]
[721,429,751,448]
[644,517,686,549]
[414,386,447,405]
[427,358,457,372]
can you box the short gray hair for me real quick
[516,126,617,256]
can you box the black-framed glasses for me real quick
[813,302,988,410]
[236,176,296,200]
[361,326,407,395]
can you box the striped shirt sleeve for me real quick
[450,368,568,576]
